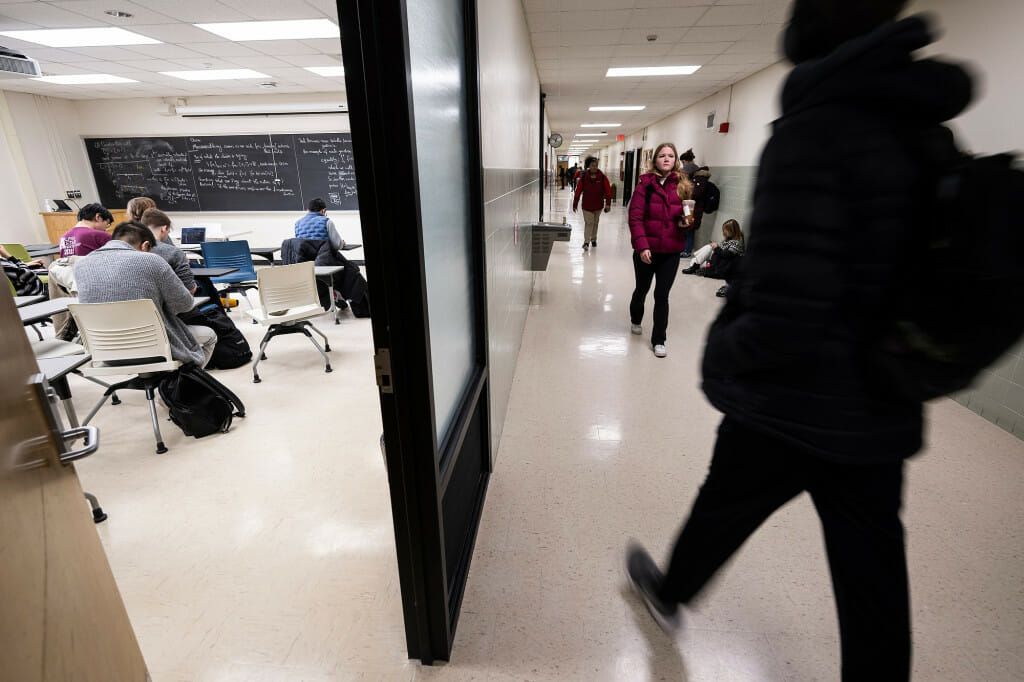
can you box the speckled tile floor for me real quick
[68,189,1023,680]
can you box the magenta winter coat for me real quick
[628,172,687,254]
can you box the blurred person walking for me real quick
[573,156,612,249]
[625,1,974,679]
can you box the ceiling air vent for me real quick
[0,45,41,78]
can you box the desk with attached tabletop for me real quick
[27,246,61,257]
[37,354,91,428]
[314,266,344,324]
[15,294,46,307]
[190,267,239,279]
[26,243,58,251]
[249,247,278,263]
[19,297,76,326]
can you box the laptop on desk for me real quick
[180,227,207,244]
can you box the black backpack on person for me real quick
[703,180,721,214]
[870,126,1024,401]
[158,364,246,438]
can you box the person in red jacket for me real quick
[572,156,612,249]
[627,142,693,358]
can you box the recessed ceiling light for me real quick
[589,106,645,111]
[0,27,160,47]
[34,74,139,84]
[575,134,606,137]
[304,66,345,77]
[606,66,700,77]
[104,10,134,18]
[580,123,620,128]
[160,69,270,81]
[195,19,339,42]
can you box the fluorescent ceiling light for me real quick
[161,69,270,81]
[575,134,606,137]
[580,123,620,128]
[195,19,339,42]
[34,74,139,85]
[607,66,700,77]
[590,105,645,111]
[304,66,345,77]
[0,27,161,47]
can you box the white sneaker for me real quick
[653,344,667,358]
[630,323,642,335]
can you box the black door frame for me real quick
[338,0,491,664]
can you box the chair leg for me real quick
[84,492,107,523]
[83,392,112,425]
[252,334,273,383]
[31,324,43,341]
[301,327,332,373]
[144,386,168,454]
[75,372,121,404]
[307,322,331,352]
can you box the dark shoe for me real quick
[583,242,590,250]
[681,264,699,275]
[680,251,692,258]
[591,241,597,247]
[626,542,681,633]
[716,285,729,297]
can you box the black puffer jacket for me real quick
[701,16,972,462]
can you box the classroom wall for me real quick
[0,91,40,245]
[478,0,541,454]
[0,90,363,246]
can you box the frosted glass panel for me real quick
[408,0,477,447]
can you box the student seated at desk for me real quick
[2,244,47,297]
[58,203,114,257]
[295,197,346,252]
[140,208,196,293]
[126,196,156,223]
[74,222,215,368]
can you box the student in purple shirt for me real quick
[58,203,114,257]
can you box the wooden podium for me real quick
[39,210,127,243]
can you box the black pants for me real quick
[660,417,911,681]
[629,251,681,346]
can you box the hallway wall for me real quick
[596,0,1024,439]
[478,0,541,454]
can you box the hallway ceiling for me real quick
[0,0,791,149]
[528,0,793,150]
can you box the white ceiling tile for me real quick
[225,55,291,69]
[217,0,324,21]
[298,38,342,55]
[129,0,250,23]
[698,4,767,26]
[118,59,193,71]
[683,25,753,43]
[124,43,207,59]
[610,44,672,58]
[64,45,160,61]
[126,23,223,44]
[0,17,39,31]
[710,51,778,65]
[185,42,263,57]
[239,39,320,56]
[48,1,178,25]
[626,7,707,29]
[276,54,342,68]
[666,41,733,55]
[301,0,340,18]
[0,2,106,29]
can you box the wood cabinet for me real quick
[40,210,127,244]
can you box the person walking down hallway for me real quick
[625,1,975,680]
[627,143,693,358]
[573,156,612,249]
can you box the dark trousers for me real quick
[629,251,681,345]
[683,229,695,254]
[659,417,911,681]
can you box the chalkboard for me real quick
[84,133,358,212]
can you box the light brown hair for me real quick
[126,196,156,222]
[722,219,743,241]
[140,207,171,230]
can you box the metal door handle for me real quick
[58,425,100,464]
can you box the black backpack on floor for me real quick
[871,126,1024,401]
[180,304,253,369]
[158,365,246,438]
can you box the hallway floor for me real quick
[75,188,1023,680]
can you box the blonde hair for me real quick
[126,196,156,222]
[648,142,693,202]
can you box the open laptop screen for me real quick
[180,227,206,244]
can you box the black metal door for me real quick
[338,0,491,664]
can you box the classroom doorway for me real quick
[339,0,491,664]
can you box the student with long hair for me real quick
[682,218,745,274]
[626,142,693,358]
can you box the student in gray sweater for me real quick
[74,222,215,367]
[139,208,196,293]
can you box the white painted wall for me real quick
[0,92,42,244]
[0,90,362,248]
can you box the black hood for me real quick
[781,15,973,125]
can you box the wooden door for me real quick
[0,290,148,682]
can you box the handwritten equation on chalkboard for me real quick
[84,133,358,212]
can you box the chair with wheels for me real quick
[200,240,258,313]
[245,261,332,383]
[68,299,181,454]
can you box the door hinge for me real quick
[374,348,393,393]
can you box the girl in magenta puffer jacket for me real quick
[627,142,694,357]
